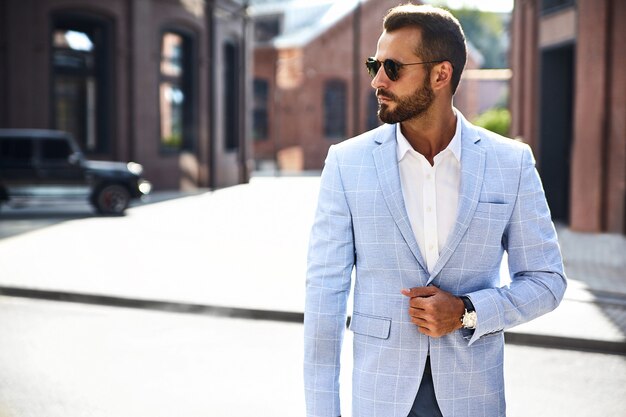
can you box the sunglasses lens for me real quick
[365,58,380,78]
[365,58,401,81]
[383,60,399,81]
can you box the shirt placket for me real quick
[422,161,438,273]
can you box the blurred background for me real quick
[0,0,625,416]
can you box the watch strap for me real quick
[460,296,475,312]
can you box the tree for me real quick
[428,1,510,69]
[453,7,509,68]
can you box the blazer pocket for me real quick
[474,202,510,217]
[349,312,391,340]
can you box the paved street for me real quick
[0,296,305,417]
[0,296,624,417]
[1,175,625,416]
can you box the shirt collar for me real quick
[396,111,463,163]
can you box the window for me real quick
[51,14,111,154]
[224,40,240,151]
[0,139,33,166]
[41,139,72,161]
[324,80,347,139]
[367,93,381,130]
[254,16,281,43]
[541,0,574,13]
[159,31,193,151]
[253,79,269,141]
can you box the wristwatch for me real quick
[459,296,477,330]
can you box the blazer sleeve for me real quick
[303,146,355,417]
[465,144,567,345]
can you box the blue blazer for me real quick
[303,113,567,417]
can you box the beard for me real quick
[377,78,435,124]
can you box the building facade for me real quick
[510,0,626,234]
[251,0,490,172]
[0,0,252,190]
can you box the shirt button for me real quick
[429,244,435,251]
[426,174,432,180]
[426,206,432,212]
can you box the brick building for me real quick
[250,0,487,172]
[0,0,252,190]
[510,0,626,234]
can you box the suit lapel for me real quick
[427,121,486,284]
[372,124,429,274]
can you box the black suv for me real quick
[0,129,151,215]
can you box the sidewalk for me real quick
[504,221,626,354]
[0,175,624,354]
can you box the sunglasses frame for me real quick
[365,57,446,81]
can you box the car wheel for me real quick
[95,184,130,215]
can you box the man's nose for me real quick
[370,65,390,90]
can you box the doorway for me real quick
[539,44,574,223]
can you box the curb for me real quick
[2,285,625,356]
[504,332,626,356]
[0,286,304,324]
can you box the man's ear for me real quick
[431,61,453,92]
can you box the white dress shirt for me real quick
[397,116,462,273]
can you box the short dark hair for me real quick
[383,4,467,94]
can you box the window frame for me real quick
[49,11,113,156]
[253,78,270,141]
[223,38,241,152]
[366,92,381,131]
[157,27,197,154]
[323,79,347,140]
[540,0,575,15]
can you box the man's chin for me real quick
[378,104,394,123]
[378,108,400,124]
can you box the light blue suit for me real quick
[303,113,567,417]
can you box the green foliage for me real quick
[455,8,508,68]
[473,108,511,136]
[162,133,182,148]
[428,2,509,69]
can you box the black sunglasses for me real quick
[365,57,445,81]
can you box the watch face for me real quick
[462,311,477,329]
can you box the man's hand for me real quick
[400,286,465,337]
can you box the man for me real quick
[303,4,567,417]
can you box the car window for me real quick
[0,138,34,167]
[41,139,72,161]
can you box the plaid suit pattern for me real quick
[304,113,567,417]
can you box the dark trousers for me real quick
[408,357,443,417]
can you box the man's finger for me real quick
[408,296,432,310]
[401,286,438,298]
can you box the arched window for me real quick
[159,30,194,151]
[323,79,347,139]
[51,12,112,154]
